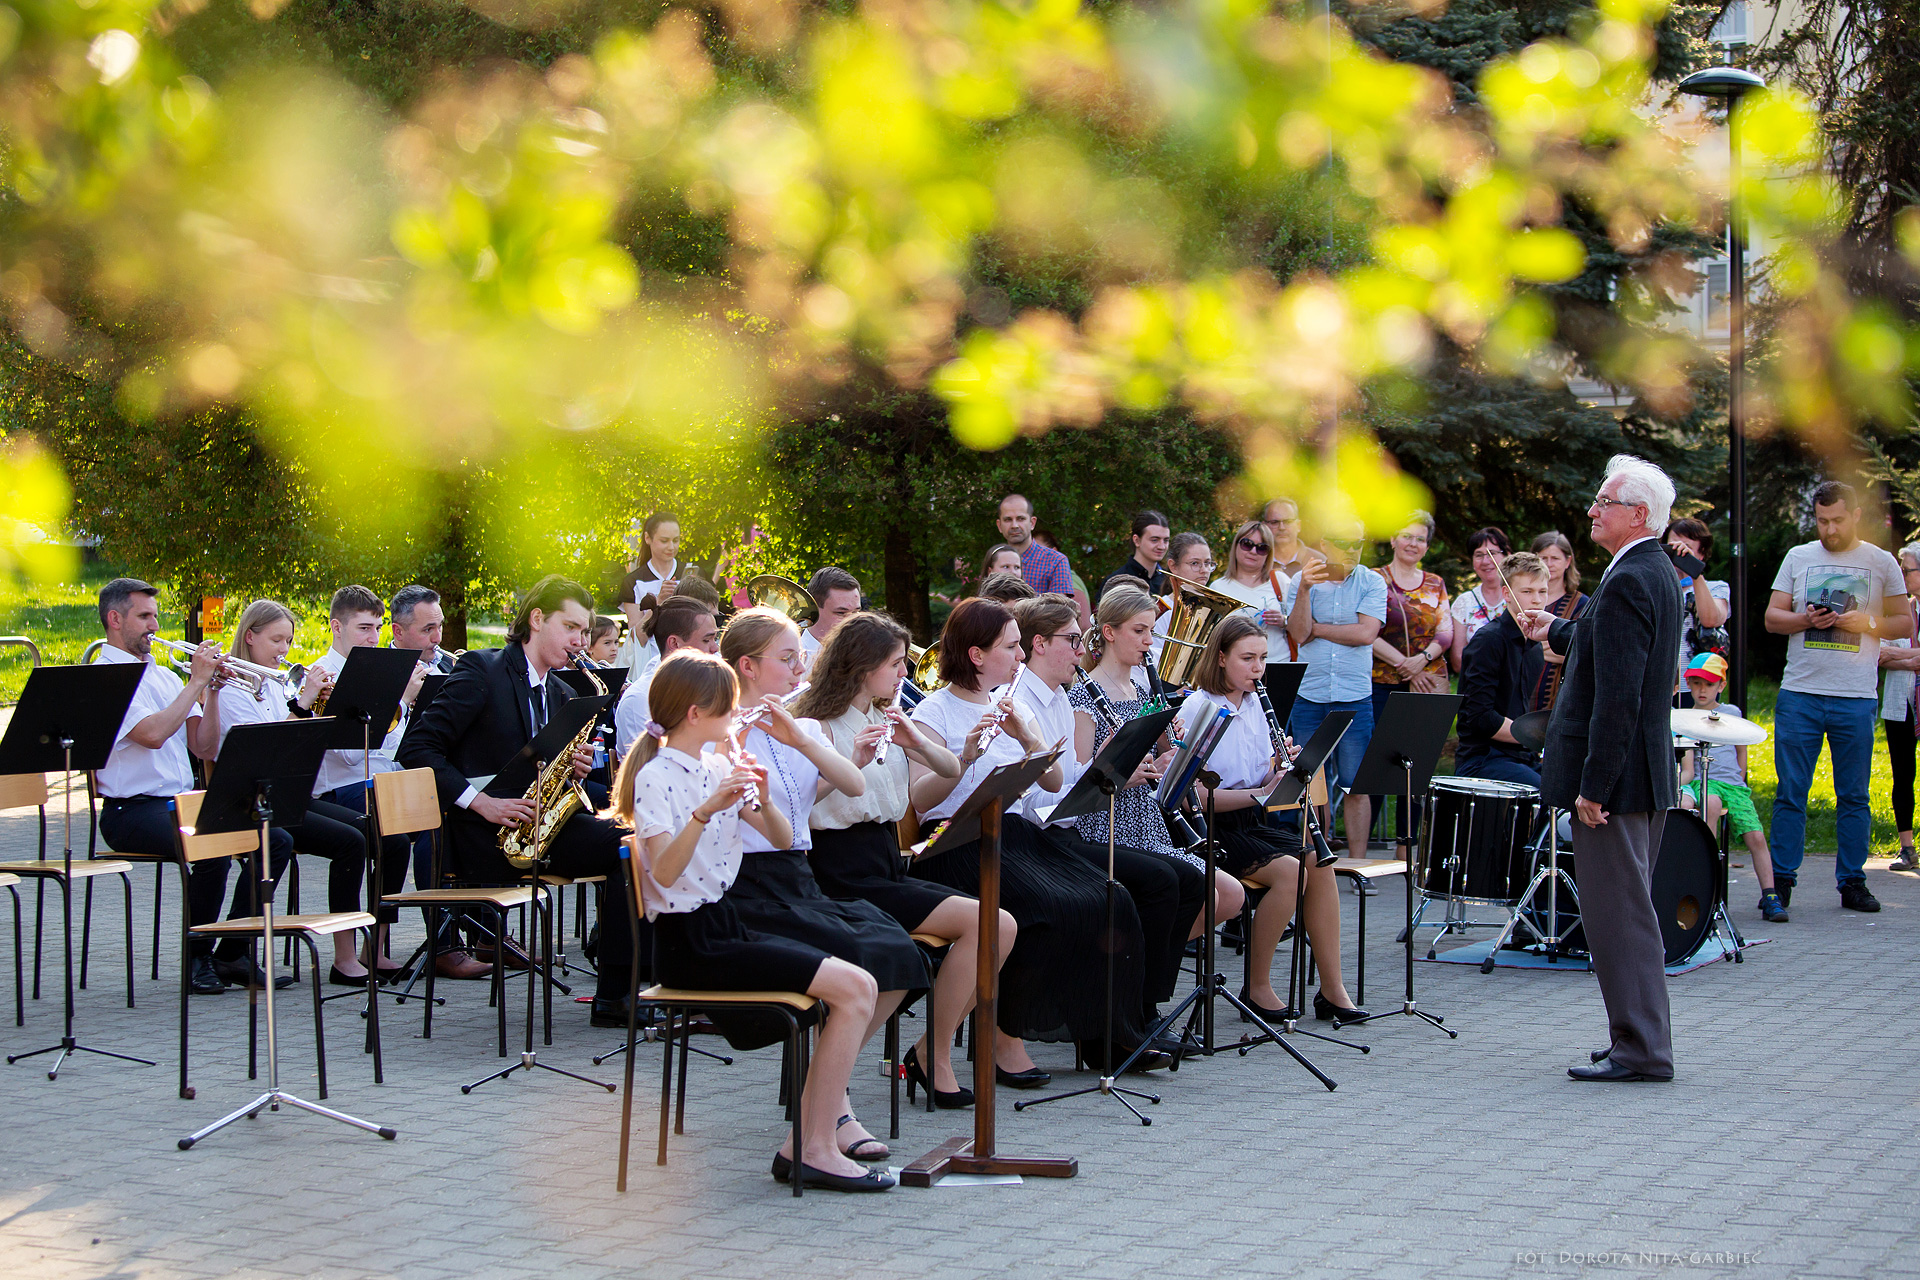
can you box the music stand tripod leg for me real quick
[1354,756,1453,1036]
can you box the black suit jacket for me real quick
[396,641,580,881]
[1457,611,1543,766]
[1539,538,1683,813]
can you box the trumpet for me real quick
[153,639,312,702]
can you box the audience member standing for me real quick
[996,494,1074,595]
[1529,531,1588,711]
[1212,519,1290,660]
[1880,543,1920,872]
[1370,511,1452,709]
[1764,482,1912,914]
[1262,498,1324,578]
[1666,516,1730,675]
[1449,526,1513,671]
[1285,525,1387,852]
[1101,510,1171,603]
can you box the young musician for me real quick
[585,616,622,667]
[197,599,410,984]
[978,571,1037,604]
[1150,533,1216,665]
[795,612,1014,1109]
[614,651,893,1192]
[1211,519,1290,659]
[1178,615,1365,1025]
[1100,510,1171,603]
[398,575,635,1028]
[92,578,292,995]
[1456,552,1551,787]
[907,597,1156,1081]
[618,512,683,670]
[720,609,928,1159]
[1025,591,1213,1042]
[390,585,455,674]
[308,586,423,808]
[613,597,719,756]
[800,567,862,664]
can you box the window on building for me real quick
[1711,1,1750,46]
[1705,262,1731,334]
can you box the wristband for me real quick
[690,811,710,825]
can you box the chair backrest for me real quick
[0,771,48,810]
[171,791,263,864]
[620,835,644,924]
[372,768,441,837]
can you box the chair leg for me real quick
[307,936,329,1100]
[617,995,641,1192]
[150,865,163,983]
[886,1011,900,1140]
[494,910,507,1058]
[79,876,92,991]
[789,1016,805,1200]
[657,1007,674,1166]
[10,887,21,1028]
[180,927,194,1101]
[366,929,384,1086]
[33,878,44,1001]
[1355,876,1367,1007]
[121,872,135,1008]
[674,1015,691,1136]
[541,897,553,1047]
[422,905,440,1039]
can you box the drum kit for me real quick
[1408,704,1764,971]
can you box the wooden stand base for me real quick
[901,1135,1077,1187]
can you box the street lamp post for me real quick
[1681,65,1766,713]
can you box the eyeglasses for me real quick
[1047,631,1085,651]
[1592,495,1644,512]
[1184,560,1217,573]
[1237,538,1270,553]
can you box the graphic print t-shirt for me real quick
[1772,539,1906,700]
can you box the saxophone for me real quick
[498,657,605,872]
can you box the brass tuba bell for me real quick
[745,575,820,628]
[907,641,947,696]
[1155,573,1250,689]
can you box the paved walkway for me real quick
[1,803,1915,1280]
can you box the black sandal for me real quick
[836,1114,888,1162]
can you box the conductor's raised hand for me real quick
[471,793,537,828]
[1514,609,1555,643]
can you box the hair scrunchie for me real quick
[644,721,667,740]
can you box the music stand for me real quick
[178,718,396,1148]
[1263,662,1307,728]
[3,663,148,1079]
[464,692,616,1095]
[902,750,1077,1189]
[1017,709,1176,1124]
[1347,692,1461,1037]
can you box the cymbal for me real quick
[1510,709,1551,753]
[1670,706,1767,747]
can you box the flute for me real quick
[872,687,902,766]
[975,662,1026,751]
[725,715,762,812]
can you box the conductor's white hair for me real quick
[1605,454,1674,534]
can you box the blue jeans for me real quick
[1769,689,1875,887]
[1288,696,1374,800]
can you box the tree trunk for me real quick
[882,517,932,642]
[433,475,472,651]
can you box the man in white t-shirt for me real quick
[1764,481,1912,913]
[613,598,719,756]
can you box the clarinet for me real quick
[1253,682,1289,760]
[1115,668,1206,848]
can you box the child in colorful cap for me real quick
[1679,652,1788,923]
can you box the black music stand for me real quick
[1017,709,1176,1124]
[178,718,396,1148]
[1348,692,1461,1037]
[1263,662,1307,727]
[3,663,148,1079]
[902,750,1077,1189]
[464,692,616,1096]
[1229,709,1367,1080]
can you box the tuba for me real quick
[910,642,946,695]
[745,575,820,628]
[497,657,606,872]
[1155,573,1249,689]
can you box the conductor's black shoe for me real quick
[214,956,296,990]
[589,995,632,1028]
[1312,991,1368,1027]
[1840,880,1881,913]
[189,955,228,995]
[1568,1058,1671,1082]
[1591,1047,1611,1063]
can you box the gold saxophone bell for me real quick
[497,658,606,871]
[745,575,820,629]
[1155,573,1248,689]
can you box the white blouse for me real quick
[738,720,830,853]
[1174,688,1280,791]
[908,684,1029,822]
[212,676,289,753]
[812,703,912,830]
[1211,574,1290,658]
[629,746,747,920]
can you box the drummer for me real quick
[1456,552,1551,787]
[1677,653,1788,923]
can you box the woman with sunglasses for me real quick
[1212,518,1291,660]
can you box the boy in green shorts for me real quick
[1679,652,1789,923]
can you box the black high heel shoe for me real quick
[994,1064,1052,1089]
[903,1044,974,1109]
[1313,990,1368,1027]
[1236,987,1297,1024]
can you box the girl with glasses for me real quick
[1448,526,1513,672]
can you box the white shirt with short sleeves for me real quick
[908,684,1029,822]
[1013,676,1082,826]
[95,644,197,799]
[738,720,830,852]
[1282,565,1389,704]
[630,746,747,920]
[613,652,665,757]
[1210,574,1289,659]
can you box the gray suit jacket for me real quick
[1540,538,1683,814]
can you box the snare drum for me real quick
[1421,777,1542,904]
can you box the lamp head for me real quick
[1679,66,1766,99]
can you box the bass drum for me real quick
[1652,808,1722,965]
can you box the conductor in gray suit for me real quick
[1518,456,1683,1082]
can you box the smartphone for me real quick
[1667,546,1706,579]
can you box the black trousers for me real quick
[1888,712,1916,834]
[450,809,632,1000]
[1041,827,1205,1011]
[100,796,294,959]
[308,788,413,924]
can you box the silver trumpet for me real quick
[153,638,311,701]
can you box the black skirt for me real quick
[731,848,931,994]
[1213,806,1302,879]
[651,896,829,1052]
[912,813,1144,1045]
[809,821,968,933]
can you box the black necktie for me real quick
[530,678,548,736]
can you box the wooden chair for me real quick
[170,791,376,1101]
[613,842,818,1198]
[900,930,957,1120]
[0,772,139,1012]
[374,768,548,1056]
[539,871,602,982]
[78,770,169,986]
[2,871,20,1027]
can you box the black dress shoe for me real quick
[1313,991,1368,1027]
[994,1064,1052,1089]
[189,955,228,995]
[1568,1058,1672,1082]
[1236,987,1297,1024]
[589,996,632,1028]
[1120,1047,1174,1075]
[1591,1047,1611,1063]
[214,956,296,990]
